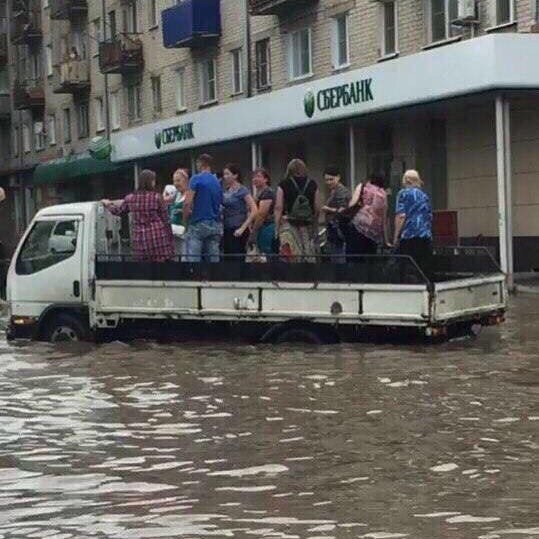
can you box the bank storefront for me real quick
[111,34,539,282]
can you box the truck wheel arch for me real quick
[38,306,90,342]
[260,320,340,345]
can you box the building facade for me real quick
[1,0,539,278]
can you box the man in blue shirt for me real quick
[183,154,223,262]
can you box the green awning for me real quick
[32,152,123,185]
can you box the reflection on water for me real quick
[0,297,537,538]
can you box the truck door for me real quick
[11,215,85,311]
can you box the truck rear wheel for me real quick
[261,321,340,345]
[43,313,87,343]
[275,327,324,345]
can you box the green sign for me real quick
[304,78,373,118]
[154,122,194,149]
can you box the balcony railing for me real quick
[50,0,88,21]
[0,95,10,121]
[11,9,42,45]
[13,78,45,110]
[249,0,318,16]
[53,59,90,94]
[162,0,221,49]
[99,34,143,75]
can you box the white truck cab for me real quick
[7,202,507,344]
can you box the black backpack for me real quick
[288,178,314,224]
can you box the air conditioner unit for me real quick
[457,0,476,22]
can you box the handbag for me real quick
[336,183,365,226]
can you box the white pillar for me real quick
[133,162,140,190]
[251,140,260,170]
[495,95,514,288]
[348,123,356,190]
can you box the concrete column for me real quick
[133,162,140,190]
[251,140,260,170]
[495,95,514,288]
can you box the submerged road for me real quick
[0,297,537,538]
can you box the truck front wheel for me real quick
[43,313,88,343]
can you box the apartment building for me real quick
[1,0,539,277]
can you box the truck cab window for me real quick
[16,219,80,275]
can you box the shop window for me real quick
[77,102,89,139]
[48,114,56,146]
[151,76,162,114]
[16,219,79,276]
[331,13,349,69]
[63,108,72,143]
[199,59,217,105]
[496,0,514,25]
[22,124,31,153]
[95,97,105,132]
[428,0,459,43]
[381,1,397,56]
[127,83,142,122]
[288,28,312,80]
[255,38,271,91]
[110,91,121,130]
[231,48,243,95]
[175,68,186,111]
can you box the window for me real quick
[16,219,80,276]
[255,38,271,90]
[332,14,349,69]
[0,67,8,94]
[95,97,105,132]
[13,127,19,157]
[92,18,102,56]
[122,2,138,33]
[45,44,53,76]
[127,83,142,122]
[63,108,72,143]
[429,0,459,42]
[48,114,56,145]
[110,91,121,130]
[288,28,312,80]
[149,0,158,27]
[22,124,31,153]
[381,1,397,56]
[33,121,45,151]
[30,51,41,81]
[496,0,513,25]
[199,59,217,104]
[151,76,162,113]
[77,102,89,138]
[175,68,186,111]
[108,10,117,39]
[231,48,243,95]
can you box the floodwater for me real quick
[0,298,537,539]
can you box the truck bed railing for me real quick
[96,254,430,286]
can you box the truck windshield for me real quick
[16,219,79,275]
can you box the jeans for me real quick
[327,241,346,264]
[184,220,223,263]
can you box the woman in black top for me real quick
[249,168,277,256]
[274,159,321,261]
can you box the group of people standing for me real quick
[101,153,433,276]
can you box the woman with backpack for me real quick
[346,174,390,259]
[274,159,321,262]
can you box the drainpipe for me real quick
[101,0,110,139]
[495,94,514,290]
[244,0,252,98]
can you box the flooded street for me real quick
[0,297,537,539]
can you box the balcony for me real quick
[53,60,90,94]
[11,9,42,45]
[13,79,45,111]
[99,34,143,75]
[0,95,10,122]
[162,0,221,49]
[249,0,318,16]
[50,0,88,21]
